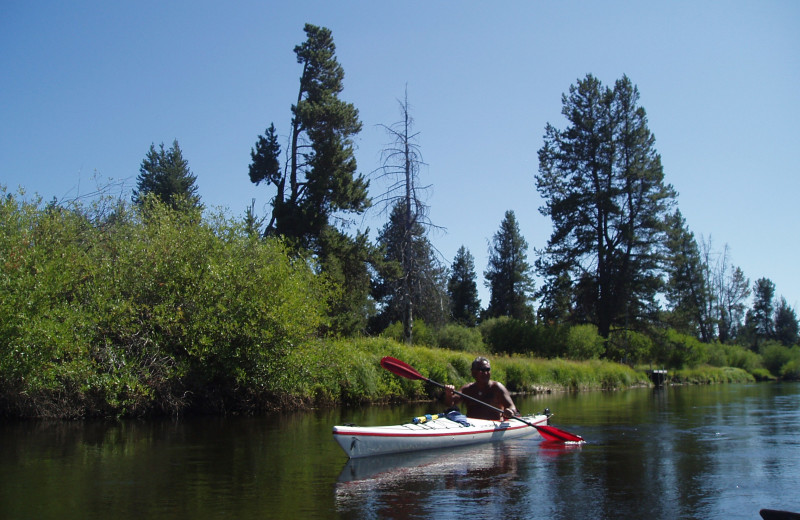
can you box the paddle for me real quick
[380,356,585,443]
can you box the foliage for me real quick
[564,324,605,360]
[0,189,329,417]
[380,320,438,347]
[780,350,800,380]
[746,277,776,347]
[316,227,377,335]
[774,297,799,346]
[760,341,795,377]
[448,246,481,327]
[663,210,713,341]
[479,317,540,355]
[670,366,755,384]
[371,91,436,342]
[606,329,654,366]
[247,24,372,335]
[484,210,534,320]
[652,329,707,369]
[536,74,676,338]
[286,337,649,404]
[249,23,368,247]
[371,203,449,335]
[436,323,485,352]
[132,140,201,210]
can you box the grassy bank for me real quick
[281,337,652,407]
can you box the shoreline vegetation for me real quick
[1,189,795,419]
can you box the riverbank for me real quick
[279,337,756,408]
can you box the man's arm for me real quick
[494,382,519,418]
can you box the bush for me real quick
[436,323,484,352]
[380,320,438,347]
[0,190,331,417]
[606,329,653,365]
[479,317,551,356]
[652,330,706,369]
[564,324,604,360]
[781,357,800,380]
[760,341,793,376]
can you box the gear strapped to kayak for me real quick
[411,410,471,426]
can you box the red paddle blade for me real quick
[380,356,427,381]
[536,424,585,443]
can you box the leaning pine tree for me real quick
[247,24,372,334]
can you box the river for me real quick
[1,382,798,519]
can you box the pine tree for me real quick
[664,210,712,341]
[448,246,480,326]
[247,24,372,335]
[371,203,448,335]
[133,140,201,210]
[774,297,799,346]
[484,210,534,320]
[536,75,676,337]
[747,277,776,348]
[248,24,369,247]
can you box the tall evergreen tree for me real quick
[247,24,372,335]
[774,297,799,346]
[133,140,201,210]
[747,277,776,348]
[448,246,480,326]
[536,74,676,337]
[248,24,368,247]
[371,202,448,335]
[484,210,534,320]
[664,210,712,341]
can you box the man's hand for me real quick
[502,408,520,419]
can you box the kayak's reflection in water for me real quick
[336,440,515,484]
[335,438,583,517]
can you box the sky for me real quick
[2,1,799,310]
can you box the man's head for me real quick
[471,356,491,374]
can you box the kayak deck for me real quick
[333,413,548,458]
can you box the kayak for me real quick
[332,411,550,459]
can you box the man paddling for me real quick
[444,357,520,421]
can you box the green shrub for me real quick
[380,320,438,347]
[436,323,484,352]
[760,341,793,376]
[0,190,331,417]
[652,330,706,369]
[564,324,604,360]
[606,329,653,365]
[479,317,545,355]
[781,358,800,380]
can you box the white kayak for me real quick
[332,412,549,459]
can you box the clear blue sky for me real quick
[2,1,798,310]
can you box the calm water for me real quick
[1,383,798,519]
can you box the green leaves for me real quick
[536,75,677,337]
[0,190,331,417]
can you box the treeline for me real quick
[3,24,799,417]
[0,189,795,419]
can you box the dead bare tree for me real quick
[372,88,445,343]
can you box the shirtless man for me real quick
[444,356,519,420]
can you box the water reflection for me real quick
[335,441,526,517]
[1,383,798,519]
